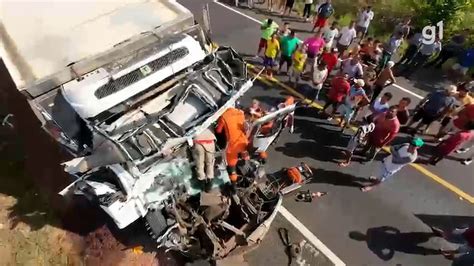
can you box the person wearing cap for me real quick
[339,78,369,130]
[406,85,457,134]
[192,128,216,186]
[359,105,400,162]
[436,82,474,140]
[361,138,423,192]
[371,61,396,103]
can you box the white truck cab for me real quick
[1,0,294,260]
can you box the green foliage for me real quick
[293,0,473,44]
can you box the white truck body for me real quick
[1,0,192,91]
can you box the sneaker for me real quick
[461,158,472,165]
[456,147,470,154]
[326,117,333,121]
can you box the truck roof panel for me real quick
[0,0,192,90]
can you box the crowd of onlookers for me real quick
[250,0,474,192]
[232,0,474,256]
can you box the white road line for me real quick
[279,206,346,266]
[392,83,424,99]
[212,0,262,24]
[212,0,427,101]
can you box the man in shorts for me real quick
[336,21,357,56]
[303,31,326,75]
[339,79,370,130]
[289,45,308,87]
[264,33,280,78]
[321,72,350,120]
[279,30,300,74]
[257,18,279,57]
[312,0,334,32]
[356,6,374,39]
[406,85,457,134]
[361,138,423,192]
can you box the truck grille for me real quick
[95,47,189,99]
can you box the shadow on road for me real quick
[311,168,369,188]
[349,226,441,261]
[415,214,474,234]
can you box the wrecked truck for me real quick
[0,0,296,260]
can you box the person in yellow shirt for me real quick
[289,45,307,87]
[437,83,474,139]
[264,33,280,78]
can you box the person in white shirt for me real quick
[322,21,339,49]
[337,21,357,55]
[361,138,423,192]
[365,92,393,122]
[303,0,314,21]
[356,6,374,38]
[403,35,442,76]
[340,56,364,79]
[312,61,329,101]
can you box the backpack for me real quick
[319,3,334,18]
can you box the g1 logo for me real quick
[422,21,443,45]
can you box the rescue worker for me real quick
[248,98,264,121]
[192,128,216,184]
[216,108,249,183]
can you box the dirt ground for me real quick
[0,60,160,266]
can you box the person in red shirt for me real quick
[321,72,350,120]
[321,47,339,74]
[430,122,474,165]
[359,105,400,161]
[453,104,474,130]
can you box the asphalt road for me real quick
[180,1,474,265]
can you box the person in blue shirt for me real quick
[406,85,457,134]
[451,48,474,78]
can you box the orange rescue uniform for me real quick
[216,108,249,182]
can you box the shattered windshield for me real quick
[52,90,93,150]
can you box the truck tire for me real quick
[144,209,167,241]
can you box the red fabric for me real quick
[369,115,400,147]
[463,227,474,247]
[453,104,474,130]
[314,16,328,28]
[321,52,338,73]
[328,76,350,103]
[437,131,473,156]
